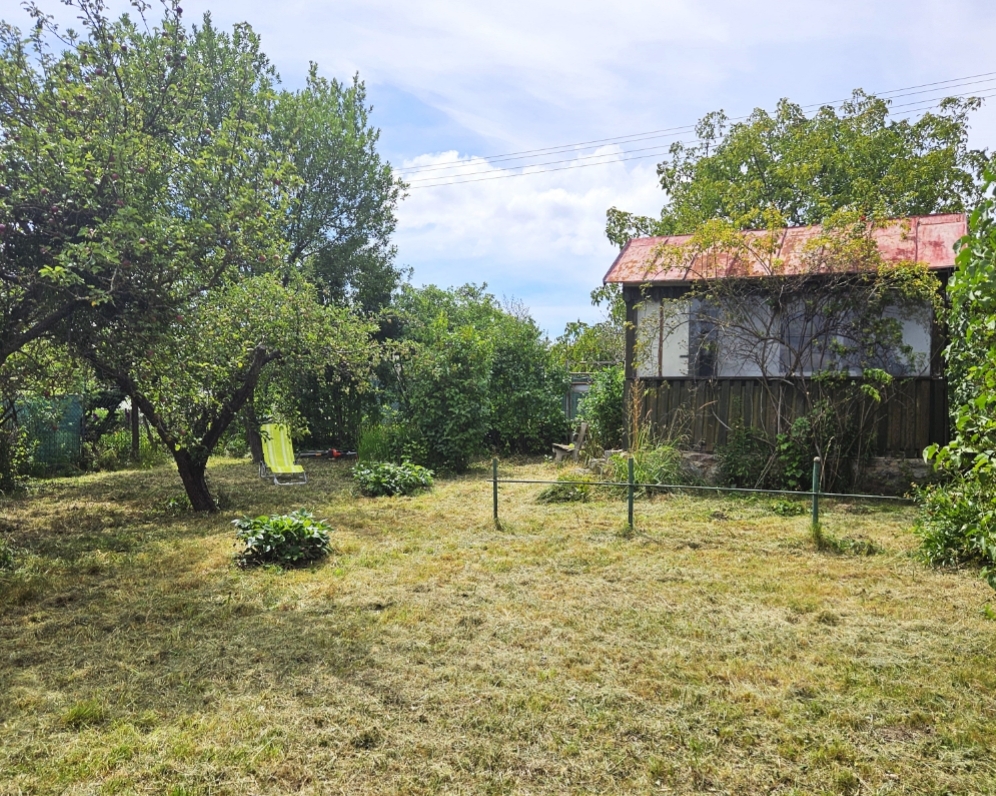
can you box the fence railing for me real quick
[490,457,911,531]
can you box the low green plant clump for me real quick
[0,536,16,571]
[607,443,688,496]
[60,699,107,730]
[812,522,882,556]
[233,510,333,568]
[353,461,434,497]
[357,424,394,463]
[536,471,597,503]
[914,478,996,587]
[770,498,807,516]
[718,418,815,491]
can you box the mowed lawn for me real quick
[1,459,994,795]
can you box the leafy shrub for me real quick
[86,421,168,471]
[403,323,492,472]
[914,477,996,587]
[233,510,333,568]
[487,317,569,454]
[0,424,33,493]
[578,365,625,450]
[607,443,688,496]
[717,421,772,488]
[718,416,816,491]
[775,416,813,491]
[770,498,807,516]
[537,471,596,503]
[353,461,434,497]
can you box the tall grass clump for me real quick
[357,423,395,462]
[605,382,691,495]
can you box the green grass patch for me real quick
[0,458,993,793]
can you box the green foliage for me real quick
[388,284,568,469]
[607,91,990,244]
[578,365,625,450]
[717,422,772,488]
[233,510,333,568]
[82,409,169,471]
[402,322,492,472]
[357,424,393,463]
[770,499,807,516]
[353,461,434,497]
[488,315,569,454]
[607,444,687,496]
[922,173,996,588]
[0,421,32,493]
[0,1,386,511]
[775,417,813,491]
[0,536,16,570]
[914,479,996,588]
[552,285,625,371]
[276,67,403,313]
[60,699,107,729]
[536,471,597,503]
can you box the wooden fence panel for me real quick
[633,376,948,456]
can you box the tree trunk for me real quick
[130,402,140,463]
[172,448,216,512]
[245,400,264,465]
[143,415,156,449]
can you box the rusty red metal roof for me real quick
[603,213,967,285]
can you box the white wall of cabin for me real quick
[633,296,933,378]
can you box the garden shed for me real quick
[603,213,965,457]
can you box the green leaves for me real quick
[233,509,332,567]
[918,177,996,589]
[352,461,433,497]
[607,90,990,245]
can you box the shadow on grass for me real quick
[1,459,391,720]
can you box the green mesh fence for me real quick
[16,396,84,468]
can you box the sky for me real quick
[23,0,996,336]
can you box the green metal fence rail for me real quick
[489,457,912,531]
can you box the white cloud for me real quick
[18,0,996,334]
[394,148,662,334]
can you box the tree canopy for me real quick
[0,0,399,509]
[607,91,991,245]
[360,284,568,471]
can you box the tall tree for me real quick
[275,67,405,313]
[2,0,382,509]
[606,91,991,245]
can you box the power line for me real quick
[395,70,996,179]
[405,88,996,190]
[401,82,996,184]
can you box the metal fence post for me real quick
[811,456,821,529]
[627,456,635,530]
[492,457,499,525]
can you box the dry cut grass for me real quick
[1,458,995,795]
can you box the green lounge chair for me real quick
[259,423,308,485]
